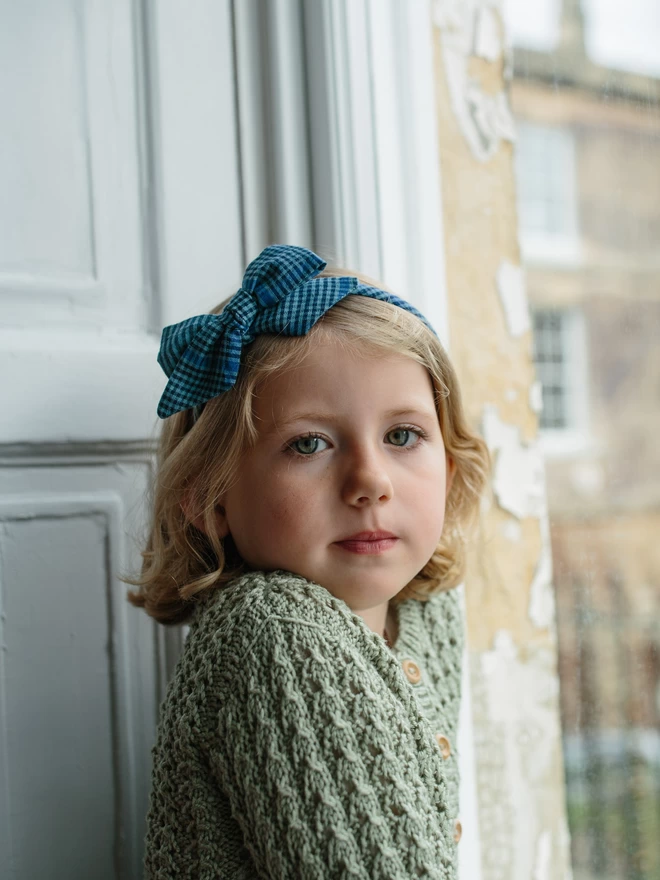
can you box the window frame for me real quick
[533,306,593,457]
[515,120,583,267]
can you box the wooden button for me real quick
[453,820,462,843]
[401,659,422,684]
[435,734,451,759]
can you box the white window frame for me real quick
[533,307,593,457]
[302,2,479,873]
[515,120,583,267]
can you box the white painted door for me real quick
[0,1,243,877]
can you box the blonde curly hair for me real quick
[124,268,490,624]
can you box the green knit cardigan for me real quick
[143,569,464,879]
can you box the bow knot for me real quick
[221,288,260,334]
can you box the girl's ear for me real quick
[445,454,457,499]
[180,490,230,538]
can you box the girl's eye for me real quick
[288,434,329,456]
[387,427,421,448]
[286,425,427,457]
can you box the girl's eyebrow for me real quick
[270,406,438,433]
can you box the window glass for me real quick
[515,121,581,264]
[532,310,569,430]
[507,1,660,876]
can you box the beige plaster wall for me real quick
[431,3,572,877]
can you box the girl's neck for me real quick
[384,604,398,648]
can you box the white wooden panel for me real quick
[0,329,163,446]
[0,503,117,877]
[0,0,94,280]
[0,0,246,445]
[148,0,244,325]
[0,0,145,330]
[0,461,159,880]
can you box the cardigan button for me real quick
[435,734,451,759]
[454,820,462,843]
[402,659,422,684]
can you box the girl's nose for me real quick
[340,449,394,506]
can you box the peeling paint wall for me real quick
[431,2,572,876]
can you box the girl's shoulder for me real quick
[188,568,365,655]
[183,570,464,688]
[392,585,463,662]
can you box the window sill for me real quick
[520,235,583,269]
[538,429,596,459]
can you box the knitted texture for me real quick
[144,570,464,879]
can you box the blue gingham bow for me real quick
[156,244,437,418]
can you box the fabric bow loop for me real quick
[241,244,326,307]
[156,313,245,418]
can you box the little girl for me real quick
[127,244,490,879]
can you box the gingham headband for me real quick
[156,244,438,419]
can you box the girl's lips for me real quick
[334,537,399,555]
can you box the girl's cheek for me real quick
[264,486,314,522]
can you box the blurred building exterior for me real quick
[510,1,660,877]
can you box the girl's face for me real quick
[215,337,454,615]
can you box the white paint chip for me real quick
[433,0,516,161]
[529,511,556,630]
[501,518,522,542]
[474,6,501,61]
[482,404,546,519]
[479,630,564,875]
[533,829,552,880]
[497,261,530,337]
[529,380,543,414]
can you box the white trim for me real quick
[456,585,484,880]
[0,329,162,445]
[304,0,449,341]
[265,0,315,248]
[519,234,584,268]
[539,429,595,459]
[515,121,581,270]
[537,307,592,458]
[0,273,105,301]
[395,0,450,345]
[304,0,383,278]
[232,0,270,261]
[233,0,315,258]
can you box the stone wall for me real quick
[431,3,572,877]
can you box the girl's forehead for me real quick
[253,348,439,431]
[262,342,432,393]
